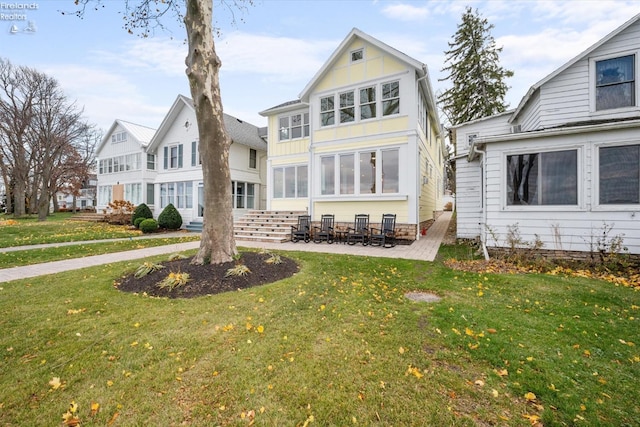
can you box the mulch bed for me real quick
[116,252,299,298]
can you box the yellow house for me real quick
[260,28,445,240]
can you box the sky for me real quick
[2,0,639,133]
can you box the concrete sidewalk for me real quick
[0,211,452,283]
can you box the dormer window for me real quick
[595,54,635,111]
[351,48,363,62]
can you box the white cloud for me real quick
[42,64,172,130]
[381,3,430,22]
[216,31,336,84]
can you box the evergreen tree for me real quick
[438,7,514,126]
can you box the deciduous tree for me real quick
[71,0,251,264]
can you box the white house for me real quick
[260,28,446,240]
[96,95,268,227]
[96,119,157,210]
[144,94,267,226]
[453,14,640,256]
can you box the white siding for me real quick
[517,19,640,130]
[482,127,640,254]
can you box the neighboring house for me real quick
[144,95,268,226]
[96,119,157,211]
[453,14,640,256]
[57,174,98,210]
[260,28,446,240]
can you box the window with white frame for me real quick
[279,113,309,141]
[97,185,112,206]
[163,144,183,169]
[595,54,636,111]
[339,91,355,123]
[111,131,127,143]
[249,148,257,168]
[351,48,363,62]
[599,144,639,204]
[320,95,335,126]
[320,148,400,196]
[160,181,192,209]
[272,165,307,198]
[124,183,142,205]
[506,149,578,206]
[147,154,155,170]
[146,183,154,205]
[191,141,201,167]
[382,81,400,116]
[359,86,376,120]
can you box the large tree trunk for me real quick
[185,0,237,265]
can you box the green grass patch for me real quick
[0,248,638,426]
[0,218,142,248]
[0,236,201,268]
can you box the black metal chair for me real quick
[369,214,397,248]
[290,215,311,243]
[313,214,335,244]
[347,214,369,245]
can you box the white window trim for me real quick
[315,146,402,198]
[589,50,640,115]
[593,140,640,211]
[350,48,364,63]
[501,145,584,212]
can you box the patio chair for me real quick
[369,214,397,248]
[313,214,335,244]
[347,214,369,245]
[290,215,311,243]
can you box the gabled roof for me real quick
[510,13,640,123]
[96,119,156,155]
[147,94,267,153]
[299,27,427,101]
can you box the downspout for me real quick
[473,146,490,260]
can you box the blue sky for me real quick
[2,0,639,132]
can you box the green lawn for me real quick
[0,245,637,426]
[0,215,142,247]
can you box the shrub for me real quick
[139,218,158,233]
[132,203,153,226]
[158,203,182,230]
[107,200,136,225]
[134,217,146,228]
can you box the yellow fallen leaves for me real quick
[49,376,64,390]
[406,365,424,379]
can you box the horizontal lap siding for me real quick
[484,129,640,254]
[455,159,482,239]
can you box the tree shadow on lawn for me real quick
[116,252,299,298]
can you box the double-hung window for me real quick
[164,144,183,169]
[339,91,355,123]
[359,86,376,120]
[599,144,639,204]
[595,54,635,111]
[506,150,578,206]
[382,81,400,116]
[320,95,335,126]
